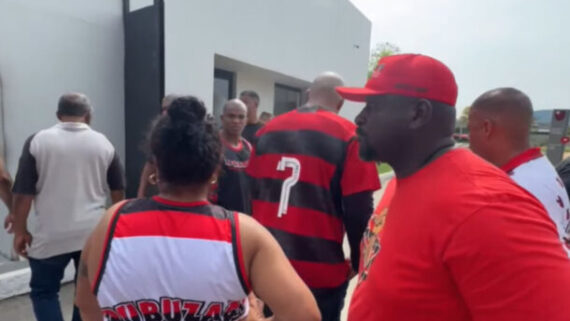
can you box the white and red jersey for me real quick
[92,197,251,321]
[502,148,570,256]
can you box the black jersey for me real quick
[211,137,253,214]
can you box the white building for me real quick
[0,0,370,286]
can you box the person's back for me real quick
[93,198,249,319]
[76,96,320,321]
[29,123,116,254]
[350,148,570,320]
[249,108,360,288]
[247,73,379,321]
[12,93,125,321]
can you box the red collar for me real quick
[152,196,209,207]
[221,136,243,152]
[500,148,543,173]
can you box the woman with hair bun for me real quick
[75,96,320,321]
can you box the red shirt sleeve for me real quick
[341,139,381,196]
[443,204,570,321]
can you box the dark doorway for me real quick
[123,1,164,197]
[274,83,302,116]
[213,69,235,125]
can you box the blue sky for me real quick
[349,0,570,115]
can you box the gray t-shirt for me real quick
[12,122,124,259]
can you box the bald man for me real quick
[209,99,253,213]
[469,87,570,255]
[246,72,380,321]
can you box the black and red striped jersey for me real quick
[246,106,380,289]
[93,197,250,321]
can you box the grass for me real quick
[377,162,393,174]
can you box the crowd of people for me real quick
[2,53,570,321]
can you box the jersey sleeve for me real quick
[341,138,381,196]
[12,134,39,195]
[443,203,570,321]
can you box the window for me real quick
[213,69,235,125]
[274,84,302,116]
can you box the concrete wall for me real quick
[0,0,124,258]
[164,0,371,122]
[236,70,279,115]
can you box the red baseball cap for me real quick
[336,54,458,106]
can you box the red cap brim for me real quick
[335,87,383,102]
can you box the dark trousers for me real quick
[312,282,349,321]
[28,251,82,321]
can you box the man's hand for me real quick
[347,265,358,281]
[13,230,32,258]
[4,214,14,233]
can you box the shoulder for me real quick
[511,156,569,209]
[428,149,540,217]
[510,156,560,189]
[87,129,115,151]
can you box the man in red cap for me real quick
[337,54,570,321]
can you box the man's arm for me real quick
[12,194,33,256]
[342,191,374,272]
[12,135,39,256]
[340,139,381,272]
[107,152,125,204]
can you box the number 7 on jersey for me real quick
[276,157,301,218]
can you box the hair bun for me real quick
[167,96,206,123]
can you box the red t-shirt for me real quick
[348,148,570,321]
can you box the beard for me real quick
[358,138,380,162]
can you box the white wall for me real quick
[164,0,371,122]
[236,70,277,115]
[0,0,124,257]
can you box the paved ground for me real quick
[0,174,394,321]
[0,283,75,321]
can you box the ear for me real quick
[337,99,344,112]
[409,99,433,130]
[56,112,62,121]
[483,119,494,137]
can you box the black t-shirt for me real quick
[242,123,264,145]
[212,138,253,214]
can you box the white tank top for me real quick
[92,197,250,321]
[504,149,570,257]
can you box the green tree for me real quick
[368,42,400,79]
[457,106,471,131]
